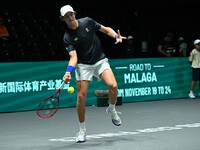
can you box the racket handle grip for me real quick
[60,82,65,90]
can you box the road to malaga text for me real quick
[118,63,171,97]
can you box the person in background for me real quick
[188,39,200,98]
[177,37,188,57]
[123,35,135,58]
[0,17,11,61]
[157,32,178,57]
[0,17,9,41]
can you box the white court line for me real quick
[49,122,200,142]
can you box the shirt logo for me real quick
[85,28,89,32]
[74,37,78,41]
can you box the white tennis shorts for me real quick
[75,58,111,81]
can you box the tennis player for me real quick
[60,5,126,143]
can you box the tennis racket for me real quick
[37,82,65,118]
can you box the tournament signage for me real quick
[110,57,191,102]
[117,63,171,99]
[0,57,193,112]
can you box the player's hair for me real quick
[59,11,77,22]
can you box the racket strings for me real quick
[38,97,59,118]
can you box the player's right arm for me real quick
[63,50,78,83]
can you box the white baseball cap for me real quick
[194,39,200,45]
[60,5,74,16]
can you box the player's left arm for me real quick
[99,25,126,44]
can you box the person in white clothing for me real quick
[188,39,200,98]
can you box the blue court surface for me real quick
[0,98,200,150]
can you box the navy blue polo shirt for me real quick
[63,17,105,64]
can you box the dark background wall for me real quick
[1,0,200,61]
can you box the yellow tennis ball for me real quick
[68,87,74,94]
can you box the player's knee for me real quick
[77,93,86,106]
[109,83,118,93]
